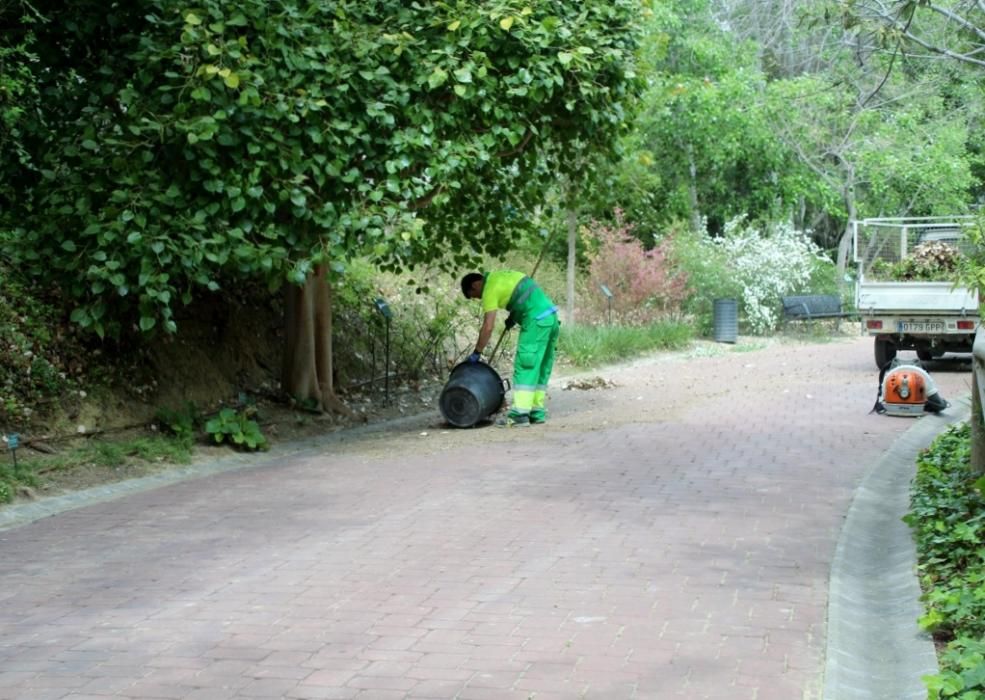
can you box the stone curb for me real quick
[0,410,435,532]
[822,395,970,699]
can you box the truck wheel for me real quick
[875,339,896,368]
[916,350,933,362]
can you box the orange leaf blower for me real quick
[872,359,948,417]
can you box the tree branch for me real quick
[902,29,985,68]
[495,128,534,159]
[408,184,444,211]
[923,2,985,43]
[868,0,985,69]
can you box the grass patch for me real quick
[733,340,770,353]
[778,320,855,341]
[0,434,194,503]
[903,422,985,699]
[559,321,693,369]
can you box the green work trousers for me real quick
[511,312,560,416]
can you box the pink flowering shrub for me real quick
[584,210,689,325]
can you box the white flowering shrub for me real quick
[714,218,833,334]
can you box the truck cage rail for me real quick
[852,216,977,273]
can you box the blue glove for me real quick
[467,352,482,363]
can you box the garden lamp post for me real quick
[4,433,19,474]
[373,298,393,406]
[600,284,614,325]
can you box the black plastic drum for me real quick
[439,361,509,428]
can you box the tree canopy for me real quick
[0,0,644,337]
[581,0,983,248]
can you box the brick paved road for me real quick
[0,337,971,700]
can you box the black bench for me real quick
[781,294,856,327]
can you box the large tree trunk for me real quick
[282,264,355,417]
[566,207,577,325]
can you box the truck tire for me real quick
[875,339,896,368]
[916,349,934,362]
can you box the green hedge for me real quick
[904,423,985,699]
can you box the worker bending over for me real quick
[461,270,560,427]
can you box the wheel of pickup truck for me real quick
[875,339,897,368]
[916,349,936,362]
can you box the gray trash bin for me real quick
[713,298,738,343]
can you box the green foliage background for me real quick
[1,0,644,338]
[905,423,985,699]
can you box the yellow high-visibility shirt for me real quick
[481,270,526,314]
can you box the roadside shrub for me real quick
[0,261,82,428]
[671,223,743,335]
[333,260,477,391]
[380,266,477,373]
[904,422,985,699]
[204,407,268,451]
[674,218,835,335]
[583,210,689,326]
[154,402,201,443]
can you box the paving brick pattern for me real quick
[0,338,970,699]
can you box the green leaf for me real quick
[558,52,573,66]
[70,308,90,324]
[184,12,202,25]
[973,476,985,495]
[428,68,449,89]
[139,316,156,332]
[500,16,515,30]
[447,20,461,31]
[223,72,241,89]
[81,139,98,150]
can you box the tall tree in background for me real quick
[592,0,805,239]
[0,1,644,412]
[708,0,982,256]
[827,0,985,199]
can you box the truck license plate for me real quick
[898,321,945,333]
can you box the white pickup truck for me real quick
[853,216,979,368]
